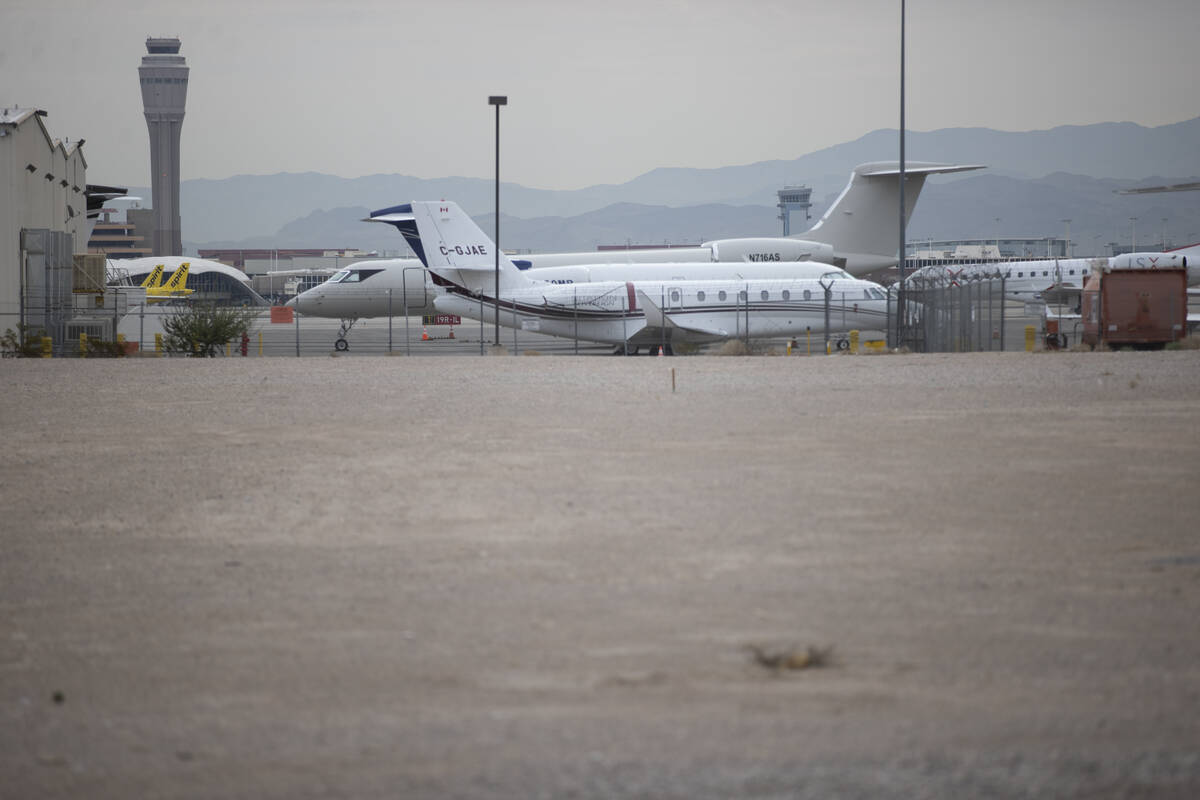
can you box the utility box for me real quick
[1081,263,1187,349]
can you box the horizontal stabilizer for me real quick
[852,161,986,177]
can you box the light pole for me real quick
[1130,217,1137,253]
[895,0,907,350]
[1060,219,1071,258]
[1161,217,1167,250]
[488,95,507,348]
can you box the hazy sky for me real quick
[2,0,1196,190]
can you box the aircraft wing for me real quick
[1039,283,1083,307]
[634,289,729,343]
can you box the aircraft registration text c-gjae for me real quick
[439,244,488,256]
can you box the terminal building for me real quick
[906,237,1070,266]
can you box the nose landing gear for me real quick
[334,319,359,351]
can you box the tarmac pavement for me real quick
[2,351,1199,798]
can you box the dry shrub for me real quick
[712,339,752,356]
[745,644,834,672]
[1167,335,1200,350]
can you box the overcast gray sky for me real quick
[2,0,1196,190]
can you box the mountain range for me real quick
[141,116,1200,254]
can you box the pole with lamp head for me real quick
[488,96,507,348]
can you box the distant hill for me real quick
[161,116,1200,250]
[907,172,1200,253]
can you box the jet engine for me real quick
[704,238,836,264]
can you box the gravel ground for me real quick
[2,351,1199,798]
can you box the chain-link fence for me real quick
[897,273,1014,353]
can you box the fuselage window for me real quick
[803,289,811,301]
[738,290,748,302]
[329,269,351,283]
[669,289,680,303]
[1017,272,1024,278]
[760,290,769,301]
[782,289,790,301]
[1069,269,1075,275]
[696,290,705,302]
[718,290,727,302]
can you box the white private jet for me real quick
[904,252,1194,306]
[367,201,890,353]
[290,160,981,349]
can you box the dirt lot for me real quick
[2,351,1199,798]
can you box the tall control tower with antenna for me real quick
[138,37,188,256]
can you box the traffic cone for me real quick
[448,323,455,339]
[658,345,665,356]
[421,325,430,341]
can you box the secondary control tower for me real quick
[138,37,188,256]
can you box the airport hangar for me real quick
[0,107,93,341]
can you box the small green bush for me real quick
[162,303,260,357]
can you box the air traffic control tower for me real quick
[138,37,188,257]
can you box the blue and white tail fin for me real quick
[365,201,533,295]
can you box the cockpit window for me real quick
[333,268,384,284]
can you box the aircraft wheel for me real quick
[836,338,850,351]
[335,338,350,351]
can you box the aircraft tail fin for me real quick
[366,201,533,295]
[161,263,190,293]
[804,162,985,273]
[139,264,165,289]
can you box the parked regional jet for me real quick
[904,252,1193,305]
[290,160,976,349]
[367,201,889,353]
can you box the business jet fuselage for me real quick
[433,277,889,347]
[906,252,1193,303]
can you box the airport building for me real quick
[88,199,153,260]
[0,106,94,342]
[111,256,267,306]
[139,37,188,257]
[907,237,1069,263]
